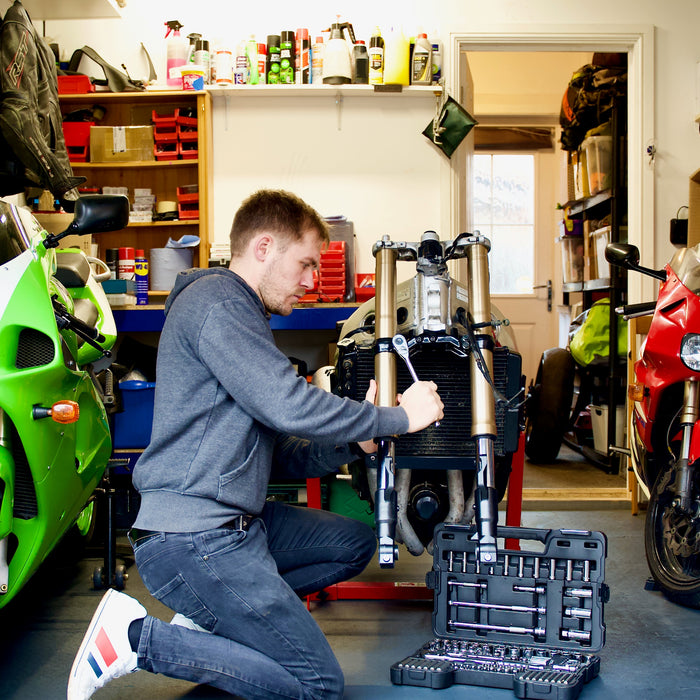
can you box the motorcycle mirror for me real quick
[605,241,666,281]
[605,242,640,268]
[44,195,130,248]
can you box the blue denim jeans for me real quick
[131,501,376,699]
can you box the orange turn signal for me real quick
[50,400,80,424]
[628,383,645,402]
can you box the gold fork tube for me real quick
[375,245,398,408]
[467,241,497,437]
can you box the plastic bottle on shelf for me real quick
[234,42,249,84]
[311,36,324,85]
[383,26,410,85]
[411,33,432,85]
[214,47,233,84]
[368,27,384,85]
[246,36,259,85]
[194,38,210,83]
[164,20,188,87]
[352,41,369,84]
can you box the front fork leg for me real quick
[474,437,498,564]
[674,380,700,511]
[375,438,399,567]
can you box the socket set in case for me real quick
[391,524,609,700]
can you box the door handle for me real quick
[532,279,552,312]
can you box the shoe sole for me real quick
[68,589,122,694]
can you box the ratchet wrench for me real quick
[392,334,440,427]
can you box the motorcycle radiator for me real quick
[336,337,522,469]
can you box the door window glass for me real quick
[472,153,535,294]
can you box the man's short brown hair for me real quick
[229,189,329,258]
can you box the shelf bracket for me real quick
[335,91,343,131]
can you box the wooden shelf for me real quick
[127,220,198,228]
[206,84,439,99]
[19,0,121,19]
[71,160,198,169]
[565,190,613,217]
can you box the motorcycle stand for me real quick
[92,459,132,591]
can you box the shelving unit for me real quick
[59,90,212,268]
[563,98,627,473]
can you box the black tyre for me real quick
[645,462,700,608]
[525,348,576,463]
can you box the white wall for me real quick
[39,0,700,269]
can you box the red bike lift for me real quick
[307,431,526,603]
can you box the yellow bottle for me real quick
[383,26,410,85]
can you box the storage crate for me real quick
[581,135,613,195]
[558,234,584,284]
[591,225,612,279]
[62,121,94,162]
[589,403,625,454]
[90,125,155,163]
[113,380,156,448]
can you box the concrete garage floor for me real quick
[2,504,699,700]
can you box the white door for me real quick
[474,149,561,385]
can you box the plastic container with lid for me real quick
[558,234,584,284]
[591,225,612,279]
[581,135,613,195]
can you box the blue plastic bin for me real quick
[113,380,156,448]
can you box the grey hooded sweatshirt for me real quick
[132,267,409,532]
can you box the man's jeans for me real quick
[132,501,376,699]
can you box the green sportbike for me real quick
[0,194,128,608]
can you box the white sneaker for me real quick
[171,612,211,634]
[67,589,146,700]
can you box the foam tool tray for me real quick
[391,524,609,700]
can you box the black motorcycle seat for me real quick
[55,251,90,287]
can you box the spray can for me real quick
[295,28,310,84]
[411,33,432,85]
[186,33,200,64]
[280,30,295,84]
[368,27,384,85]
[257,43,267,84]
[118,246,135,280]
[135,249,149,305]
[194,38,210,83]
[311,36,324,84]
[105,248,119,279]
[164,20,187,87]
[266,35,281,84]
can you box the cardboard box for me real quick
[688,168,700,247]
[89,125,155,163]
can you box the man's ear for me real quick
[252,233,275,262]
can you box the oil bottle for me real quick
[368,27,384,85]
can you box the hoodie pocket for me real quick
[217,433,261,502]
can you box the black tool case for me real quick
[391,524,609,699]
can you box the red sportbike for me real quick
[607,241,700,607]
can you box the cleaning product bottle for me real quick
[234,41,249,84]
[368,27,384,85]
[383,26,410,85]
[164,20,187,87]
[267,35,281,84]
[411,32,432,85]
[280,30,295,84]
[186,33,201,64]
[135,249,149,305]
[311,35,324,84]
[352,41,369,84]
[246,36,259,85]
[431,36,442,84]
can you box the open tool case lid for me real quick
[427,524,609,652]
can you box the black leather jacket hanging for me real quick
[0,1,83,205]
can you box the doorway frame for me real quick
[444,26,654,505]
[446,25,655,307]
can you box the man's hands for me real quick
[398,380,444,433]
[355,378,445,455]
